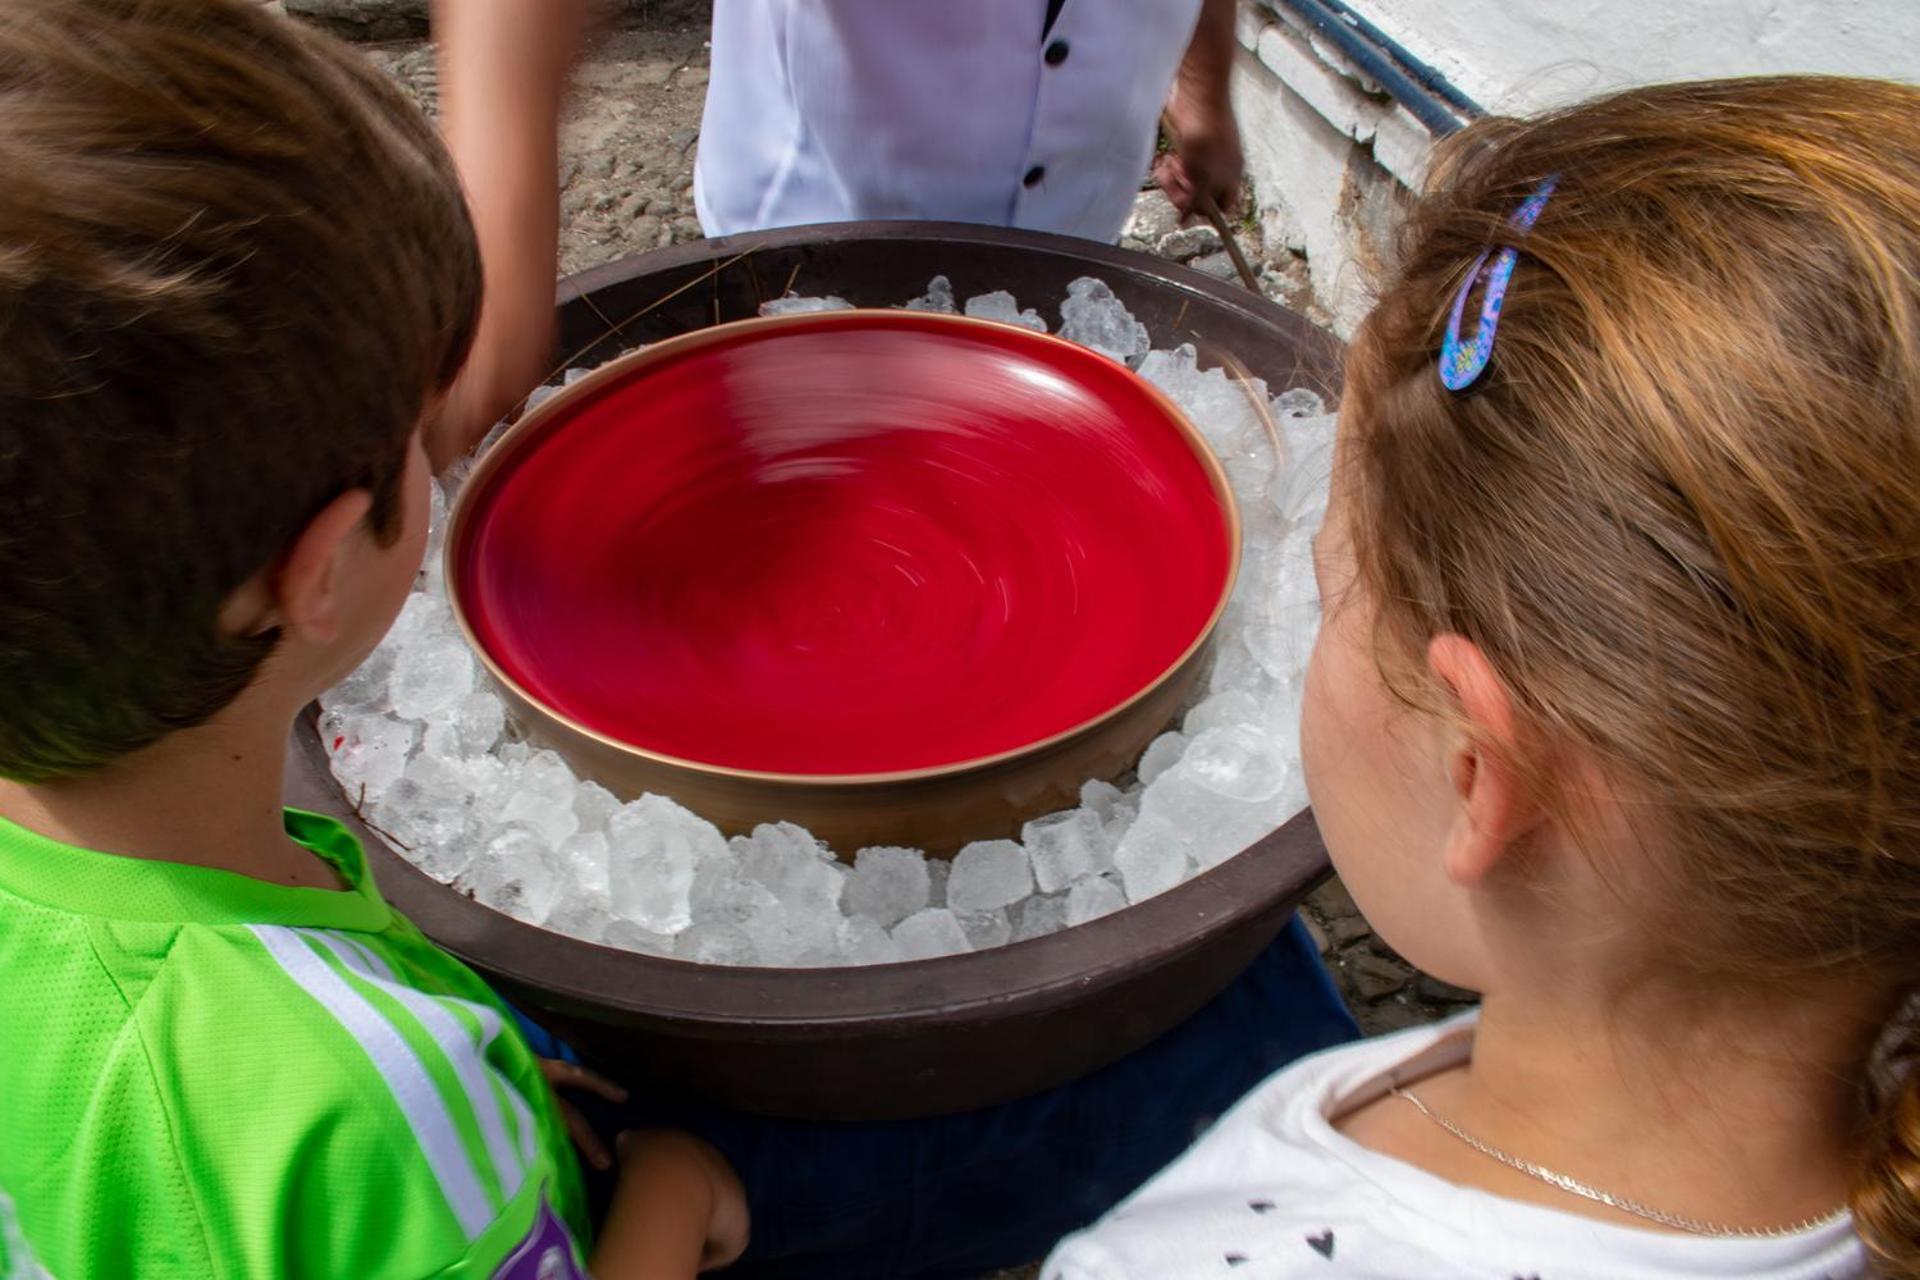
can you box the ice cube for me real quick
[1021,809,1115,893]
[1112,810,1192,904]
[675,922,758,966]
[320,643,396,714]
[1136,730,1188,787]
[925,858,950,908]
[1101,795,1141,849]
[602,918,677,957]
[1139,767,1277,872]
[1244,571,1320,685]
[1207,638,1268,698]
[446,690,505,757]
[1183,689,1263,736]
[841,846,930,928]
[385,592,453,650]
[1137,343,1203,405]
[321,709,416,803]
[736,822,846,908]
[606,794,726,934]
[572,781,621,835]
[1184,725,1288,803]
[495,751,582,847]
[740,893,841,967]
[902,275,957,314]
[1065,875,1127,926]
[369,781,471,882]
[1272,386,1327,419]
[1057,277,1150,363]
[688,849,780,927]
[544,898,614,945]
[760,294,852,316]
[956,908,1012,950]
[1271,412,1338,528]
[963,290,1047,332]
[839,915,904,965]
[945,840,1033,913]
[890,908,971,961]
[387,634,476,722]
[1010,893,1070,942]
[418,480,451,594]
[467,826,563,925]
[1078,778,1126,825]
[556,831,611,898]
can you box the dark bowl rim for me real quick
[298,704,1327,1031]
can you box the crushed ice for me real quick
[321,276,1336,966]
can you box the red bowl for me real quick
[449,310,1238,849]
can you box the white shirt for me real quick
[1045,1014,1867,1280]
[694,0,1203,242]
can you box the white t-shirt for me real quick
[694,0,1203,242]
[1045,1014,1867,1280]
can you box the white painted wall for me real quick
[1359,0,1920,116]
[1233,0,1920,336]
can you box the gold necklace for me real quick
[1392,1088,1850,1240]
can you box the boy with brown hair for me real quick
[0,1,742,1274]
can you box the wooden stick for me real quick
[1196,187,1262,293]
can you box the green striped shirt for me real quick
[0,810,588,1278]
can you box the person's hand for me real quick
[538,1058,628,1172]
[621,1131,749,1273]
[1157,82,1244,224]
[591,1130,750,1276]
[426,0,594,471]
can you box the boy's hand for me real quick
[592,1130,749,1276]
[538,1057,628,1172]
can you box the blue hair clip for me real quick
[1438,175,1558,391]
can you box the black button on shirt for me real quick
[1023,165,1046,187]
[1044,40,1070,66]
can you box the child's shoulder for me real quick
[0,831,580,1278]
[1045,1017,1486,1280]
[1047,1012,1869,1280]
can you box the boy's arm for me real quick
[590,1130,749,1278]
[429,0,594,470]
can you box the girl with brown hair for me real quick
[1047,74,1920,1278]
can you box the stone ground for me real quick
[331,5,1475,1273]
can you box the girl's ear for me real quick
[1427,634,1541,886]
[220,489,374,646]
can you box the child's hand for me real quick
[592,1130,750,1277]
[538,1058,628,1172]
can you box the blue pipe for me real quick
[1313,0,1484,117]
[1264,0,1476,136]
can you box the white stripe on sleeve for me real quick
[248,924,494,1239]
[311,930,531,1202]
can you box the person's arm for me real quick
[590,1130,750,1278]
[428,0,594,470]
[1157,0,1244,222]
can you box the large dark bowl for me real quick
[286,221,1343,1121]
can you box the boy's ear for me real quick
[221,489,375,646]
[1427,634,1540,887]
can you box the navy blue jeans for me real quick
[518,915,1355,1279]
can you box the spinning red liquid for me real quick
[454,313,1235,777]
